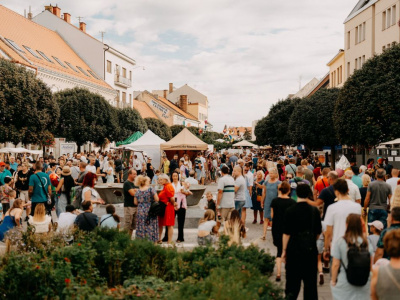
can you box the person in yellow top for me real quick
[162,156,170,175]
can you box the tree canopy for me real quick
[55,88,117,149]
[289,88,340,148]
[115,107,148,142]
[334,44,400,147]
[170,125,186,138]
[0,58,59,146]
[255,97,300,146]
[144,118,172,141]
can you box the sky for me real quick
[2,0,356,131]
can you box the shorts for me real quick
[19,190,30,202]
[235,201,245,212]
[220,207,234,222]
[317,240,324,254]
[124,206,138,231]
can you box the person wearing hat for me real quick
[0,162,12,186]
[368,220,384,256]
[55,166,76,217]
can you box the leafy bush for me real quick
[0,228,282,299]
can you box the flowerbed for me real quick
[0,229,283,299]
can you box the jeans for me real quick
[235,201,245,218]
[368,209,388,233]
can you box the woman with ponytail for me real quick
[100,204,120,229]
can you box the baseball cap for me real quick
[368,220,384,231]
[0,162,5,166]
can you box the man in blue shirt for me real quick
[0,162,12,186]
[29,162,51,216]
[9,156,18,173]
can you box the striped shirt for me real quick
[218,175,235,208]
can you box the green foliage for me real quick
[55,88,118,148]
[289,88,340,148]
[170,125,186,137]
[0,58,59,146]
[186,126,200,137]
[243,128,252,141]
[144,118,172,141]
[116,107,148,141]
[0,228,282,299]
[255,98,300,146]
[334,44,400,147]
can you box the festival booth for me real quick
[125,130,165,170]
[160,128,208,162]
[0,147,43,161]
[116,131,143,147]
[232,140,258,148]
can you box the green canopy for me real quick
[116,131,143,146]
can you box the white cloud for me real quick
[2,0,357,131]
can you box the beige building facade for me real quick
[327,50,345,88]
[341,0,400,81]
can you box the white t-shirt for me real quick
[324,200,362,252]
[245,171,254,188]
[185,177,199,185]
[200,157,206,169]
[234,176,246,201]
[28,215,52,234]
[345,179,361,202]
[217,175,235,208]
[86,165,96,174]
[198,220,217,232]
[386,177,399,195]
[82,186,99,202]
[57,212,77,241]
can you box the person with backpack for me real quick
[282,184,322,300]
[330,214,373,299]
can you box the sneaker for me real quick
[319,273,324,285]
[276,275,281,282]
[267,226,272,230]
[252,220,257,224]
[260,220,264,225]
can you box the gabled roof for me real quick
[133,100,158,119]
[344,0,378,23]
[161,128,208,151]
[306,73,330,97]
[0,5,112,90]
[166,84,208,104]
[327,49,345,66]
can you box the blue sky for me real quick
[2,0,357,131]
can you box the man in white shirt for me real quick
[324,179,362,258]
[217,165,235,221]
[344,170,361,203]
[133,155,142,175]
[57,205,78,243]
[185,170,199,185]
[386,168,399,195]
[85,156,97,174]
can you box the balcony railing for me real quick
[114,74,132,88]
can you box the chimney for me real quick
[44,5,53,12]
[163,89,167,98]
[179,95,188,113]
[169,83,173,94]
[27,6,32,20]
[63,12,71,23]
[52,5,61,18]
[79,22,86,33]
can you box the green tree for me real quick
[255,97,300,146]
[144,118,172,141]
[243,128,252,141]
[170,125,185,137]
[334,44,400,148]
[0,58,59,147]
[116,107,148,141]
[187,126,200,137]
[55,88,117,151]
[289,88,340,167]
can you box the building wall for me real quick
[344,5,375,80]
[33,11,104,77]
[328,52,345,88]
[187,103,208,128]
[105,50,135,108]
[374,0,400,54]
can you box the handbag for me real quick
[35,174,52,205]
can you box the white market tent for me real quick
[126,130,166,169]
[0,147,42,155]
[161,128,208,151]
[381,138,400,146]
[232,140,258,148]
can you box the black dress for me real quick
[251,180,264,211]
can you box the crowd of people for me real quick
[1,148,400,299]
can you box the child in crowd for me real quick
[8,190,16,209]
[197,209,220,245]
[182,182,192,195]
[204,192,216,217]
[152,170,160,185]
[368,220,383,255]
[0,176,13,214]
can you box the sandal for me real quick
[261,236,266,240]
[157,240,162,244]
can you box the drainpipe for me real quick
[103,43,110,80]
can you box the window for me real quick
[129,71,132,81]
[387,7,391,29]
[355,26,359,44]
[65,61,78,72]
[355,58,358,70]
[355,22,366,44]
[361,55,365,67]
[76,66,90,77]
[392,5,397,26]
[383,10,387,30]
[107,60,111,73]
[362,22,366,41]
[52,56,67,68]
[347,31,351,49]
[5,38,24,53]
[116,90,120,107]
[122,67,126,78]
[115,64,120,75]
[383,6,396,30]
[23,45,41,58]
[387,43,391,49]
[339,66,342,84]
[87,70,100,79]
[129,94,132,105]
[122,92,126,104]
[37,50,53,62]
[347,62,350,78]
[383,45,386,51]
[393,42,397,47]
